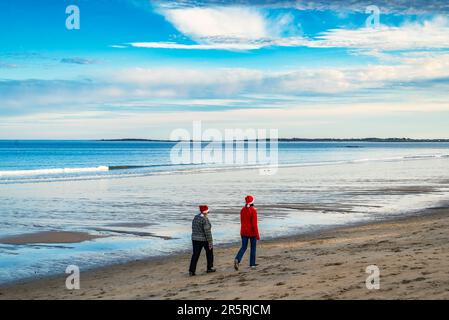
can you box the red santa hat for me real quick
[199,205,209,214]
[245,195,254,207]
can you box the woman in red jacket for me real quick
[234,195,260,270]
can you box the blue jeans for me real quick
[235,236,257,266]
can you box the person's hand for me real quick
[209,243,213,250]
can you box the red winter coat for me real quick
[240,206,260,240]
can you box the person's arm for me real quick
[252,208,260,241]
[203,217,213,248]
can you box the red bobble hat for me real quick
[199,205,209,213]
[245,195,254,207]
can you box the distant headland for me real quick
[99,138,449,142]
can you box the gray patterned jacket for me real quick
[191,214,213,244]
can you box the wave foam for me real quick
[0,166,109,177]
[0,152,447,181]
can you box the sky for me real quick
[0,0,449,139]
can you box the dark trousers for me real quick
[189,240,214,273]
[235,236,257,266]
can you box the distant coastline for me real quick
[99,138,449,142]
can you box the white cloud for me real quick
[129,36,310,50]
[3,52,449,117]
[127,7,449,52]
[312,16,449,50]
[112,52,449,95]
[127,5,304,50]
[3,99,449,139]
[161,6,268,40]
[115,67,264,96]
[292,0,449,14]
[130,41,264,50]
[152,0,449,15]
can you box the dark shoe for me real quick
[234,259,239,271]
[206,268,216,273]
[189,271,196,276]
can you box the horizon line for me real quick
[2,138,449,142]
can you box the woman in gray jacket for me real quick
[189,205,216,276]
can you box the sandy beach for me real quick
[1,207,448,300]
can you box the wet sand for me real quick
[1,207,449,300]
[0,231,104,245]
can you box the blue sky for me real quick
[1,0,449,139]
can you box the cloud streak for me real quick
[153,0,449,14]
[60,58,97,65]
[0,61,17,68]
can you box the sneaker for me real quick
[207,268,216,273]
[189,271,196,276]
[234,259,239,271]
[250,264,259,269]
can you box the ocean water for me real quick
[1,140,448,181]
[1,140,449,284]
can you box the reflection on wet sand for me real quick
[0,231,105,245]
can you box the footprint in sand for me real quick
[281,267,294,272]
[410,266,423,270]
[164,292,178,298]
[324,262,343,267]
[401,277,426,284]
[189,290,203,294]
